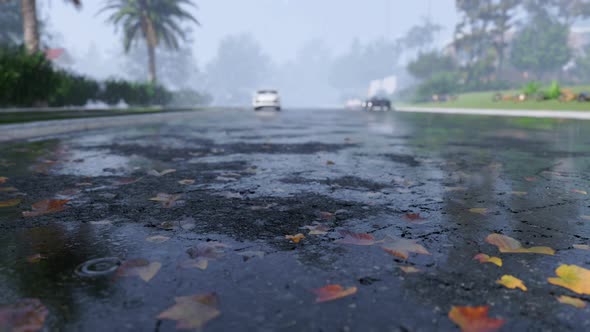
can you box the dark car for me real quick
[362,97,392,111]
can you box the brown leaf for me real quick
[486,234,555,255]
[0,198,21,208]
[335,231,377,246]
[0,298,48,332]
[117,259,161,282]
[381,236,430,259]
[22,199,69,217]
[448,306,505,332]
[285,233,305,243]
[313,285,357,303]
[149,193,182,208]
[157,293,220,329]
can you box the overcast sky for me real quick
[44,0,457,71]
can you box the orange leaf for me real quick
[0,298,48,332]
[0,198,21,208]
[335,231,376,246]
[22,199,69,217]
[557,295,587,308]
[117,259,161,282]
[486,233,555,255]
[448,306,506,332]
[403,213,427,223]
[473,254,502,267]
[381,236,430,259]
[313,284,357,303]
[157,293,220,329]
[0,176,7,183]
[285,233,305,243]
[548,264,590,295]
[496,275,527,291]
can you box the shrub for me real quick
[522,81,542,96]
[414,72,462,102]
[545,80,561,100]
[49,71,100,106]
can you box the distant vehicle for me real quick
[362,97,392,111]
[345,98,363,109]
[253,90,281,111]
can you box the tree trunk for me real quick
[147,43,157,83]
[21,0,39,54]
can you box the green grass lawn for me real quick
[410,85,590,111]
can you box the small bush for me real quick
[545,81,561,100]
[522,81,542,96]
[414,72,462,102]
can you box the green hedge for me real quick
[0,47,176,107]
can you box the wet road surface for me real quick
[2,109,590,331]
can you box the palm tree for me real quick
[0,0,82,53]
[100,0,199,83]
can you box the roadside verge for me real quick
[398,106,590,120]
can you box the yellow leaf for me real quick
[557,295,587,308]
[473,254,502,267]
[469,208,488,215]
[146,235,170,243]
[157,293,220,329]
[0,198,21,208]
[381,236,430,260]
[548,264,590,295]
[486,233,555,255]
[400,266,421,273]
[313,285,357,303]
[572,189,588,195]
[285,233,305,243]
[573,244,590,250]
[497,275,527,291]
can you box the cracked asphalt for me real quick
[2,108,590,331]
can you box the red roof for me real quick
[44,48,65,60]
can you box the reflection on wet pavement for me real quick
[2,109,590,330]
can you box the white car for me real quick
[253,90,281,111]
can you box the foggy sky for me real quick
[45,0,458,77]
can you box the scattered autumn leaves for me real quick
[449,306,505,332]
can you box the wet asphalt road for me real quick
[2,108,590,331]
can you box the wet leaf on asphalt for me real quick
[0,298,48,332]
[313,285,357,303]
[573,244,590,250]
[403,213,427,223]
[497,275,527,291]
[0,176,7,183]
[448,306,505,332]
[511,191,528,196]
[146,235,171,243]
[400,266,421,273]
[112,178,139,186]
[572,189,588,195]
[335,231,377,246]
[469,208,488,215]
[149,193,182,208]
[473,254,502,267]
[117,259,161,282]
[548,265,590,295]
[147,169,176,177]
[285,233,305,243]
[0,198,21,208]
[27,254,47,263]
[178,179,195,185]
[157,293,220,330]
[380,236,430,260]
[179,259,208,270]
[303,224,330,235]
[319,211,334,220]
[22,199,69,217]
[486,234,555,255]
[557,295,587,308]
[326,160,335,166]
[0,187,18,192]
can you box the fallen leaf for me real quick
[285,233,305,243]
[75,182,93,187]
[573,244,590,250]
[319,211,334,220]
[112,178,139,186]
[0,176,7,183]
[215,176,237,182]
[511,191,528,196]
[0,187,17,192]
[147,169,176,177]
[473,254,502,267]
[149,193,182,208]
[486,234,555,255]
[117,259,161,282]
[524,176,537,182]
[403,213,427,223]
[335,231,377,246]
[27,254,47,263]
[400,266,421,273]
[157,293,220,329]
[557,295,587,308]
[572,189,588,195]
[469,208,488,215]
[548,264,590,295]
[178,179,195,185]
[303,224,330,235]
[22,199,69,217]
[313,285,357,303]
[0,298,48,332]
[497,275,527,291]
[448,306,505,332]
[179,259,208,270]
[146,235,170,243]
[381,236,430,259]
[0,198,21,208]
